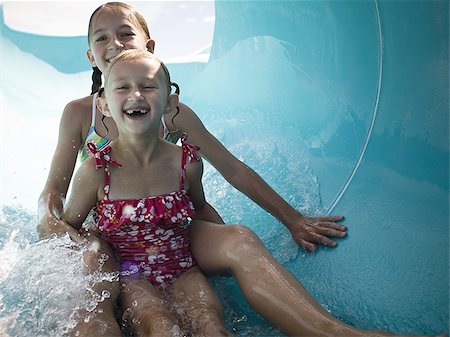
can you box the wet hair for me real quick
[91,67,103,95]
[87,2,151,95]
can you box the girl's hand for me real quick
[289,215,347,252]
[67,227,89,245]
[38,212,87,244]
[37,212,66,238]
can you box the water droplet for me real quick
[101,290,110,299]
[86,301,97,312]
[132,300,138,307]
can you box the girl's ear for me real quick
[96,95,111,117]
[87,49,97,67]
[146,39,156,53]
[164,94,179,115]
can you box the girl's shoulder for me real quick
[163,101,200,135]
[60,95,95,137]
[161,139,183,157]
[71,155,105,201]
[160,139,201,167]
[160,139,202,187]
[63,95,93,116]
[77,155,105,183]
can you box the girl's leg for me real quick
[190,220,401,337]
[121,278,180,337]
[169,267,233,337]
[72,237,122,337]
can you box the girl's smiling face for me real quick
[101,56,174,137]
[87,9,151,73]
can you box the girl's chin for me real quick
[123,125,158,137]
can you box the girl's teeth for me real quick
[126,110,147,114]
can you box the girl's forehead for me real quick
[110,59,162,79]
[92,8,138,30]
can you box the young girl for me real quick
[37,2,420,337]
[58,50,232,337]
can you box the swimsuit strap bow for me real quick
[180,133,201,162]
[87,141,122,169]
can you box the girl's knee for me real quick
[124,307,179,337]
[217,225,271,277]
[82,239,119,273]
[223,225,263,253]
[82,250,119,274]
[82,250,100,272]
[193,311,231,337]
[191,222,266,275]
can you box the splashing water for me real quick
[0,143,323,337]
[0,206,119,337]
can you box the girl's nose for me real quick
[107,36,125,51]
[129,90,144,100]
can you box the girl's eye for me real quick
[120,32,135,37]
[95,35,107,42]
[141,83,157,89]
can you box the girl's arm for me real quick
[194,202,225,225]
[37,99,88,238]
[186,158,224,224]
[184,156,209,218]
[173,103,347,252]
[59,159,101,243]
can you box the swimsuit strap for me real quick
[86,141,122,200]
[91,92,98,128]
[82,92,99,148]
[179,133,201,190]
[161,115,169,140]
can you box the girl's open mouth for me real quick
[124,109,149,117]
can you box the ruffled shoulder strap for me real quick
[86,141,122,200]
[179,133,201,189]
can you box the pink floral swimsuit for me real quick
[89,135,201,288]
